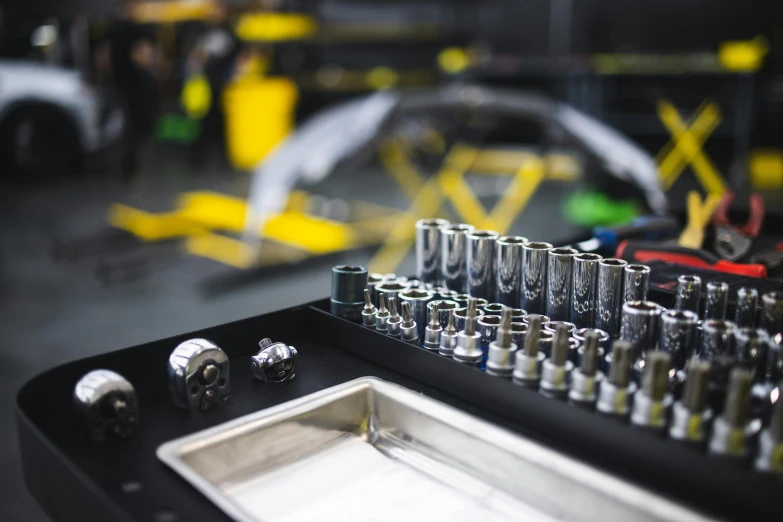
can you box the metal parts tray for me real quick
[16,299,783,522]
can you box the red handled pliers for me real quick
[712,192,764,261]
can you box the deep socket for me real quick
[631,351,673,432]
[761,291,783,340]
[540,324,574,399]
[486,309,517,377]
[466,230,500,300]
[595,258,628,337]
[415,218,450,286]
[330,265,369,321]
[453,298,483,366]
[441,223,475,293]
[669,359,711,443]
[521,241,553,314]
[620,301,662,359]
[704,281,729,320]
[546,247,578,321]
[709,368,752,458]
[597,340,636,418]
[623,264,650,303]
[399,288,436,339]
[569,331,603,409]
[674,275,702,314]
[570,253,603,328]
[734,287,759,328]
[659,309,699,371]
[513,315,546,388]
[496,236,528,307]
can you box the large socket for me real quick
[570,253,602,328]
[595,258,628,337]
[496,236,528,307]
[521,242,552,314]
[467,230,500,300]
[546,247,578,321]
[330,265,369,321]
[415,218,450,286]
[441,223,475,293]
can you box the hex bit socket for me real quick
[597,340,636,418]
[375,293,390,333]
[709,368,752,458]
[496,236,528,307]
[454,298,483,366]
[513,315,546,388]
[521,241,553,314]
[540,324,574,399]
[595,258,628,337]
[440,223,475,293]
[755,380,783,473]
[574,328,608,370]
[330,265,369,321]
[623,264,650,303]
[423,303,443,351]
[631,351,672,432]
[761,291,783,340]
[669,359,711,444]
[674,275,702,314]
[415,218,449,286]
[386,298,402,338]
[486,309,517,377]
[400,302,420,345]
[439,310,459,357]
[660,309,698,371]
[704,281,729,320]
[400,288,436,339]
[734,287,759,328]
[361,289,377,328]
[569,331,603,409]
[466,230,500,300]
[570,253,602,328]
[546,247,578,321]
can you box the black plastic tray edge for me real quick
[307,301,783,521]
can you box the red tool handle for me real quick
[616,241,768,279]
[713,191,764,238]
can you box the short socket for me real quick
[427,299,460,329]
[623,264,651,303]
[659,309,699,370]
[620,301,663,358]
[453,305,485,332]
[400,288,436,339]
[674,275,702,314]
[595,258,628,337]
[734,287,759,328]
[483,302,506,316]
[416,218,449,286]
[704,281,729,320]
[74,370,138,441]
[452,293,471,308]
[496,236,528,307]
[571,253,603,328]
[521,242,553,314]
[546,247,578,321]
[510,322,528,349]
[375,280,411,307]
[434,287,458,300]
[330,265,369,321]
[367,273,386,307]
[441,223,475,293]
[761,292,783,340]
[467,230,500,300]
[574,328,608,369]
[700,319,736,358]
[478,315,502,360]
[523,313,550,326]
[544,321,576,337]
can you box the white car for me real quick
[0,60,124,175]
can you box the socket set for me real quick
[331,219,783,473]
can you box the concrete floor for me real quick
[0,150,581,521]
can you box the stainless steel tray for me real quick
[158,377,713,522]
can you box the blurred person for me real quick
[109,0,158,181]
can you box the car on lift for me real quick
[0,60,124,176]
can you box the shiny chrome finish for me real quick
[386,298,402,338]
[704,281,729,320]
[544,320,576,337]
[733,327,769,378]
[510,322,528,354]
[330,265,369,321]
[513,316,546,388]
[674,275,701,314]
[486,309,518,377]
[375,293,390,333]
[251,339,298,383]
[524,313,550,325]
[595,258,628,337]
[546,247,578,321]
[484,302,506,316]
[496,236,527,307]
[367,273,386,307]
[427,299,459,330]
[620,301,662,360]
[761,292,783,339]
[478,314,502,359]
[734,287,759,328]
[158,377,712,522]
[571,253,602,328]
[439,310,459,357]
[375,280,411,307]
[631,351,672,432]
[623,264,650,303]
[440,223,474,293]
[423,303,443,351]
[466,230,500,300]
[361,289,378,328]
[454,299,483,365]
[400,302,419,345]
[755,381,783,473]
[669,359,711,443]
[659,310,698,371]
[453,304,485,332]
[168,339,230,411]
[416,218,449,286]
[540,324,574,400]
[597,341,636,418]
[399,288,436,339]
[521,241,553,314]
[74,369,138,441]
[452,293,471,308]
[700,319,736,358]
[569,332,604,409]
[709,368,752,458]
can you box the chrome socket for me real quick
[700,319,736,358]
[74,369,138,441]
[330,265,369,321]
[761,291,783,340]
[570,253,602,328]
[574,328,609,369]
[386,297,402,338]
[361,289,377,328]
[400,288,436,338]
[704,281,729,320]
[467,230,500,300]
[454,299,483,366]
[597,341,636,418]
[168,339,230,411]
[496,236,528,307]
[375,293,391,333]
[510,322,528,349]
[483,302,506,316]
[452,293,471,308]
[439,310,459,357]
[674,274,702,314]
[540,324,574,399]
[623,264,650,303]
[544,320,576,337]
[367,273,386,307]
[660,309,699,371]
[620,301,662,360]
[595,258,628,337]
[375,280,411,307]
[251,339,298,382]
[734,287,759,328]
[453,304,485,332]
[478,314,502,360]
[399,302,420,345]
[546,247,578,321]
[415,218,449,286]
[441,223,474,293]
[427,299,460,329]
[521,241,553,314]
[486,309,517,377]
[733,327,769,378]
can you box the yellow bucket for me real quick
[223,76,298,170]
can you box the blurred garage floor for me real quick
[0,150,581,521]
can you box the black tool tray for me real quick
[17,297,783,522]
